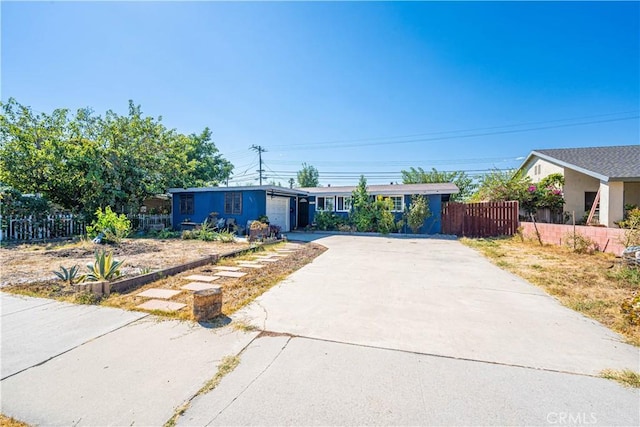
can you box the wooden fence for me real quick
[0,214,86,242]
[441,201,519,238]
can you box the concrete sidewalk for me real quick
[180,335,639,426]
[1,293,258,426]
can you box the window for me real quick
[336,196,352,212]
[585,191,598,213]
[388,196,403,212]
[316,196,335,211]
[224,192,242,215]
[533,164,542,176]
[180,194,194,215]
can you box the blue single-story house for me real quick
[168,183,458,234]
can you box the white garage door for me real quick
[266,196,290,232]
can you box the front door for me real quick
[298,198,309,228]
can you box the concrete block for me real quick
[192,287,223,321]
[182,282,219,291]
[214,271,247,278]
[137,289,181,299]
[184,274,220,282]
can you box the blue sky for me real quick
[2,1,638,186]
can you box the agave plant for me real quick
[86,250,124,281]
[53,265,84,285]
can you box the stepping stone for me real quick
[252,258,279,263]
[136,300,186,312]
[214,271,247,278]
[182,282,221,291]
[266,253,288,257]
[185,275,220,282]
[237,263,265,269]
[214,266,242,272]
[137,288,181,299]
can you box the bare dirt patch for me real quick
[461,236,640,346]
[0,238,250,288]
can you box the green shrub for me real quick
[406,195,431,234]
[86,250,124,281]
[315,211,345,231]
[619,208,640,247]
[621,293,640,326]
[564,232,599,254]
[181,230,196,240]
[216,231,236,243]
[86,206,131,244]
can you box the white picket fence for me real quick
[0,214,86,242]
[128,214,172,231]
[0,213,173,242]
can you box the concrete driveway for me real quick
[235,235,638,375]
[180,234,639,426]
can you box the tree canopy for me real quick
[470,168,531,203]
[296,163,320,187]
[401,167,475,202]
[0,98,232,215]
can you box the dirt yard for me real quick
[0,238,250,287]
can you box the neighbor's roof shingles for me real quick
[533,145,640,180]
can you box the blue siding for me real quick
[172,190,267,231]
[308,193,444,234]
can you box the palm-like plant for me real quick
[86,250,124,281]
[53,265,84,285]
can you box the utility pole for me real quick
[250,145,267,185]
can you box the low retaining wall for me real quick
[520,222,627,255]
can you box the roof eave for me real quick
[529,151,610,182]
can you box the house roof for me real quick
[523,145,640,182]
[300,183,459,196]
[168,183,459,197]
[168,185,307,197]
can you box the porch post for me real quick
[599,181,624,227]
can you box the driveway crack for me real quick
[205,336,292,426]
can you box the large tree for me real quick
[296,163,320,187]
[470,168,532,203]
[401,167,475,202]
[0,98,233,215]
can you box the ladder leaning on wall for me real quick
[586,188,601,225]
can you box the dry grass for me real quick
[0,414,30,427]
[600,369,640,388]
[99,242,326,320]
[461,237,640,346]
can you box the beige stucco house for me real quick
[518,145,640,227]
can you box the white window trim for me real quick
[336,196,352,212]
[317,196,335,212]
[387,195,404,212]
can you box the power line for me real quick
[267,116,639,152]
[266,111,639,150]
